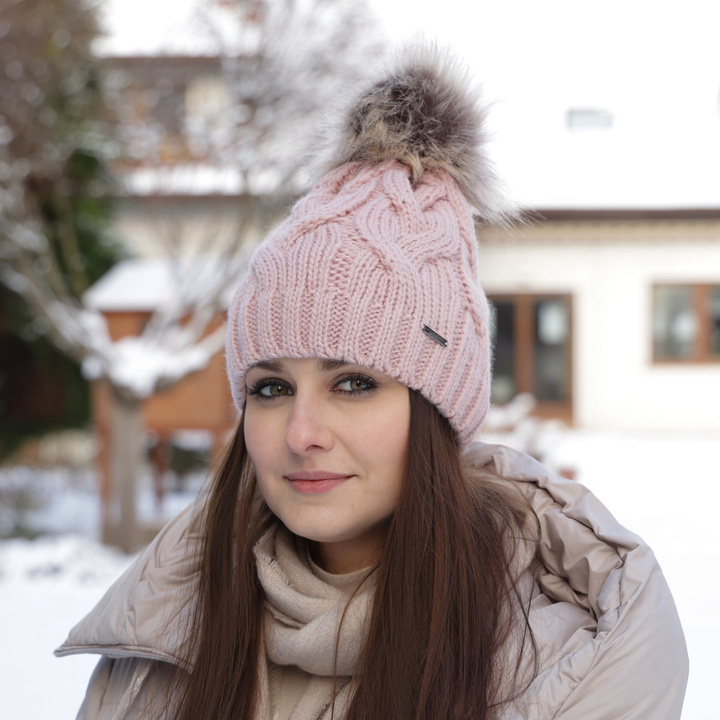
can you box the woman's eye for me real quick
[248,380,291,399]
[335,375,376,393]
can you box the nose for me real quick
[284,397,334,455]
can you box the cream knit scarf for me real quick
[253,525,376,720]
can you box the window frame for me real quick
[651,283,720,364]
[487,292,574,422]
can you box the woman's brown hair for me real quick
[169,389,537,720]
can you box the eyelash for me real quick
[334,374,378,395]
[247,374,378,401]
[247,378,290,401]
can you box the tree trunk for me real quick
[103,389,143,553]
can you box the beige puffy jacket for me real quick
[55,444,689,719]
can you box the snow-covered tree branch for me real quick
[1,0,382,549]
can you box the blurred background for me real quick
[0,0,718,717]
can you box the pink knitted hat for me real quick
[226,48,507,446]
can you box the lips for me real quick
[284,471,353,494]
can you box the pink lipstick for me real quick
[284,471,352,494]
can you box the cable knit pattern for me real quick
[226,158,491,445]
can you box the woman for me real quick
[56,47,688,719]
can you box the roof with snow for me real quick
[83,257,242,312]
[492,112,720,212]
[95,0,720,212]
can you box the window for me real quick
[653,284,720,362]
[488,294,573,420]
[566,108,614,131]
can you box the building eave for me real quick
[523,207,720,222]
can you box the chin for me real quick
[285,523,355,545]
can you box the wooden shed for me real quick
[85,258,238,529]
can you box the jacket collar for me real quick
[54,501,203,668]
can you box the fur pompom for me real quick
[321,44,511,223]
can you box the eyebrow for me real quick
[319,358,350,372]
[248,358,350,373]
[249,359,284,372]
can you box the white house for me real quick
[473,68,720,429]
[478,210,720,431]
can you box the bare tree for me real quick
[0,0,382,550]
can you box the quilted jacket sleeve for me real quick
[76,657,173,720]
[467,443,689,720]
[550,562,687,720]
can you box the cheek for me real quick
[360,394,410,485]
[379,417,409,469]
[244,419,276,508]
[243,408,276,476]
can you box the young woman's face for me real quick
[244,357,410,573]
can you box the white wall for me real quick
[478,221,720,431]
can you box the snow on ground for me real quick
[0,536,137,720]
[1,431,718,719]
[0,468,201,720]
